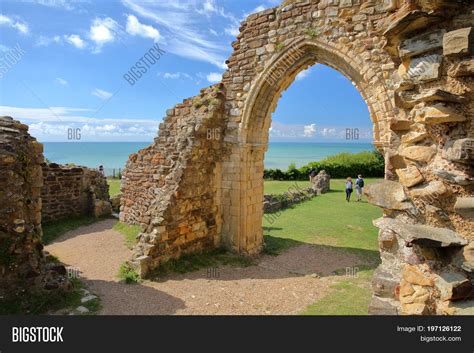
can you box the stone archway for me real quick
[222,39,394,256]
[120,0,474,315]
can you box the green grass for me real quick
[264,179,313,195]
[113,222,141,249]
[262,179,382,315]
[107,178,121,197]
[42,216,100,245]
[150,248,254,279]
[0,278,101,315]
[303,269,374,315]
[263,179,381,261]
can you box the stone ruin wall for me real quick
[0,117,70,302]
[120,86,227,274]
[121,0,474,315]
[365,0,474,316]
[41,163,111,223]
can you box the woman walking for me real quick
[345,177,353,202]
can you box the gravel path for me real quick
[46,219,365,315]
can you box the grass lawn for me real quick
[113,222,141,249]
[108,178,121,197]
[263,178,382,315]
[42,216,100,245]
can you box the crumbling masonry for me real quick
[121,0,474,315]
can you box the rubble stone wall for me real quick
[0,117,51,300]
[120,86,226,274]
[41,163,111,223]
[120,0,473,315]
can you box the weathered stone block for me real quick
[399,89,466,108]
[443,27,474,56]
[433,169,474,186]
[368,296,399,315]
[396,165,424,187]
[400,54,442,84]
[401,130,428,145]
[414,104,466,125]
[434,271,472,301]
[442,138,474,163]
[402,265,434,287]
[400,145,436,163]
[374,217,468,248]
[364,180,414,211]
[448,58,474,77]
[454,197,474,220]
[399,30,444,59]
[409,181,449,199]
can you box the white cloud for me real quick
[89,17,119,52]
[303,124,317,138]
[199,0,217,15]
[64,34,85,49]
[20,0,86,11]
[126,14,160,42]
[296,68,311,81]
[269,121,372,141]
[224,26,239,37]
[162,72,192,80]
[122,0,231,69]
[0,44,10,52]
[91,88,113,100]
[0,14,29,35]
[55,77,69,86]
[36,35,61,46]
[206,72,222,83]
[0,105,160,141]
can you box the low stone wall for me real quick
[0,117,70,301]
[41,163,111,223]
[264,171,331,213]
[263,190,315,213]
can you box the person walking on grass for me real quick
[309,167,317,183]
[345,177,353,202]
[355,174,365,202]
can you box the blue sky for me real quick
[0,0,372,142]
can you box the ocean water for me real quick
[43,142,375,175]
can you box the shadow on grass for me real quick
[263,235,380,266]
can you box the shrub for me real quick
[118,263,141,284]
[264,150,384,181]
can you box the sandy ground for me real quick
[46,219,365,315]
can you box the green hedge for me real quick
[264,150,385,180]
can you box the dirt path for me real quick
[46,219,365,315]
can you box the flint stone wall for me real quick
[41,163,111,223]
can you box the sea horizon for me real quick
[43,141,375,176]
